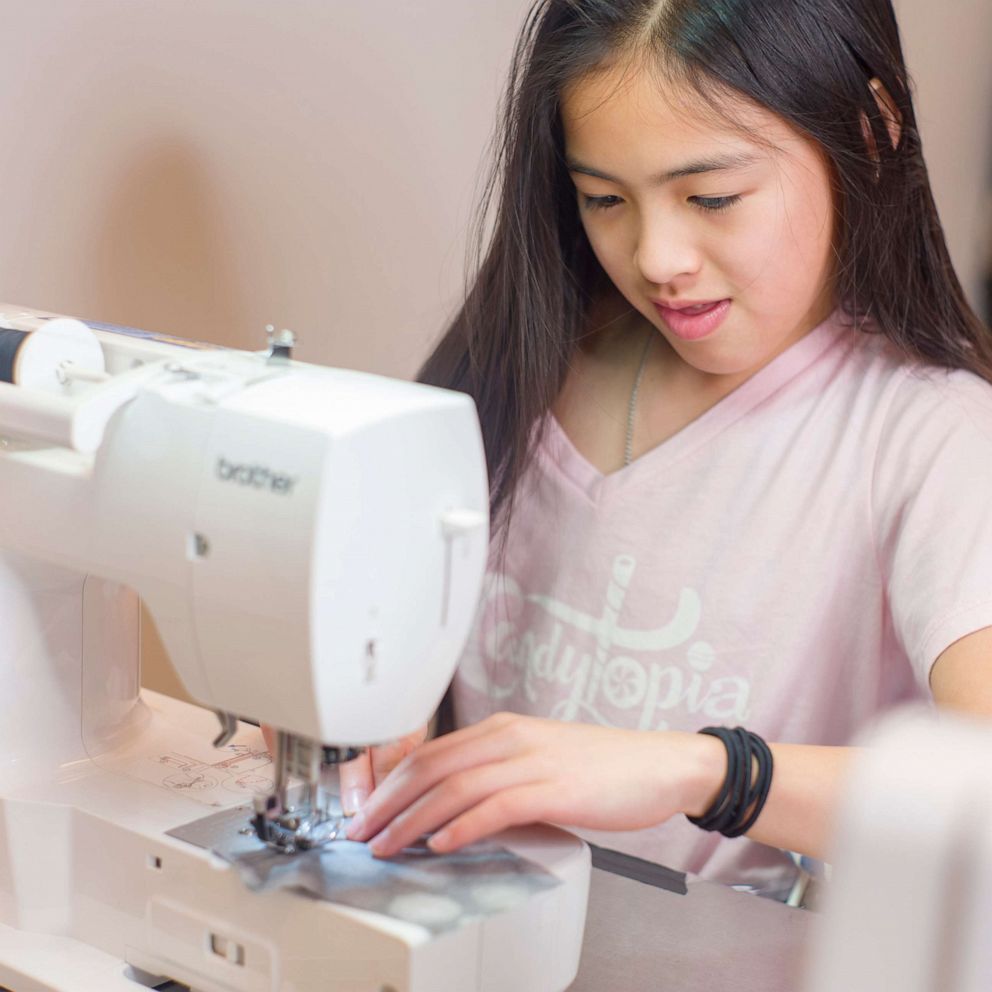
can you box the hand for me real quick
[338,725,430,815]
[259,723,430,816]
[345,712,724,857]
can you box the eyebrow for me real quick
[566,152,759,185]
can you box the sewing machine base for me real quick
[0,693,589,992]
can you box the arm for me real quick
[928,624,992,716]
[346,716,854,860]
[347,628,992,859]
[714,625,992,856]
[750,626,992,854]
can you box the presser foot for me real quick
[250,730,366,853]
[251,795,349,854]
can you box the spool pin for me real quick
[0,318,106,393]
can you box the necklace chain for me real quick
[623,330,654,467]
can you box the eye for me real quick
[581,194,623,211]
[689,195,742,213]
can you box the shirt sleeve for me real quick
[871,365,992,690]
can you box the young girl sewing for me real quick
[344,0,992,899]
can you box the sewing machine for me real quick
[0,305,589,992]
[805,707,992,992]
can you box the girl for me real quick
[344,0,992,900]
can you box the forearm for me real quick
[680,628,992,860]
[350,716,864,859]
[682,735,857,861]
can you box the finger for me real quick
[371,742,408,785]
[347,724,522,842]
[346,733,477,841]
[349,714,537,842]
[379,712,517,766]
[338,726,426,814]
[427,783,549,854]
[366,760,535,858]
[261,723,276,755]
[338,750,374,815]
[371,725,427,784]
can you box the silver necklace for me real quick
[623,330,654,466]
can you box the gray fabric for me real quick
[167,802,559,936]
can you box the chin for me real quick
[667,340,766,379]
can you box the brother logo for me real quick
[216,457,298,495]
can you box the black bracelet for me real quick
[686,727,774,839]
[692,727,744,834]
[689,727,737,832]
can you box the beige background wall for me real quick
[0,2,989,701]
[895,0,992,313]
[0,2,531,378]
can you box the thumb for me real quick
[260,723,276,754]
[338,750,374,815]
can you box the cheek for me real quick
[706,203,783,287]
[722,186,833,297]
[774,166,835,271]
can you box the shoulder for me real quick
[880,361,992,444]
[865,340,992,531]
[833,316,992,443]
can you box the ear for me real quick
[861,77,902,157]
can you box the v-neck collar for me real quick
[540,313,854,503]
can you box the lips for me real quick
[652,298,731,341]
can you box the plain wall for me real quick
[0,1,989,702]
[0,1,531,378]
[895,0,992,312]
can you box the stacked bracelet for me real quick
[686,727,774,838]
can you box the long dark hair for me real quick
[418,0,991,536]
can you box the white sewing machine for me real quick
[0,305,589,992]
[805,707,992,992]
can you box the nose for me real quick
[633,214,702,287]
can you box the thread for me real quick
[0,328,30,383]
[0,319,105,391]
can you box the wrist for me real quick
[677,730,727,819]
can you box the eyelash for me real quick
[690,194,742,213]
[580,194,742,213]
[582,195,623,211]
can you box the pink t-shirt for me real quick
[451,312,992,898]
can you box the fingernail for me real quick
[369,831,392,858]
[343,786,369,816]
[346,810,366,840]
[427,829,451,853]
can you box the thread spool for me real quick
[0,318,105,392]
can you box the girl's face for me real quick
[562,63,836,378]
